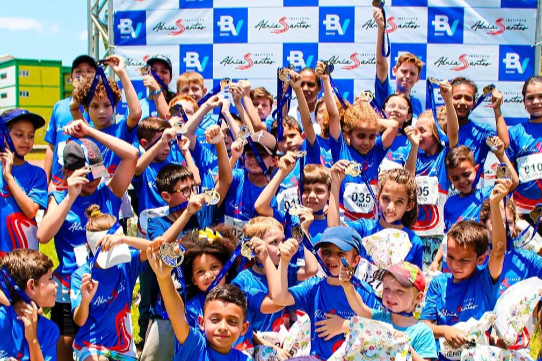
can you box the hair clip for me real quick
[91,210,102,217]
[198,228,222,243]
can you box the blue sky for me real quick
[1,1,91,66]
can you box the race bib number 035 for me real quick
[416,176,439,205]
[517,153,542,183]
[344,182,375,214]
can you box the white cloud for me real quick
[79,30,88,41]
[0,17,44,33]
[49,24,59,33]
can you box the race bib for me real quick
[74,244,90,267]
[225,216,248,240]
[416,176,438,205]
[378,158,403,174]
[344,182,375,214]
[276,186,300,214]
[517,153,542,183]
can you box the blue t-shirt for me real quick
[276,138,321,214]
[93,119,138,176]
[71,250,146,356]
[347,219,424,269]
[174,327,252,361]
[330,133,388,221]
[374,75,423,118]
[51,183,122,303]
[45,97,92,187]
[420,267,501,361]
[372,309,437,359]
[191,139,219,192]
[394,147,449,236]
[0,162,47,255]
[0,305,59,361]
[194,114,218,152]
[232,267,298,332]
[499,248,542,295]
[289,277,379,360]
[506,121,542,213]
[132,144,186,217]
[457,120,495,179]
[443,187,492,232]
[316,135,333,169]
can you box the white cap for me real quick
[86,226,131,269]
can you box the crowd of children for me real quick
[1,7,542,361]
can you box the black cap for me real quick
[71,55,97,73]
[146,54,173,75]
[63,138,105,172]
[1,109,45,130]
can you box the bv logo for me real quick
[218,16,244,36]
[286,51,314,69]
[323,14,350,35]
[503,53,529,74]
[284,43,317,70]
[181,44,213,79]
[118,18,143,38]
[451,54,469,71]
[184,52,209,72]
[432,15,459,36]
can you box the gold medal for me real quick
[291,225,304,241]
[241,241,255,260]
[96,59,108,68]
[358,91,374,102]
[288,204,308,216]
[173,122,188,135]
[495,164,511,180]
[341,257,354,273]
[159,242,184,268]
[372,0,384,7]
[140,65,151,76]
[220,78,232,92]
[482,84,495,96]
[292,150,307,158]
[203,189,221,206]
[485,137,499,152]
[427,77,440,85]
[278,67,291,82]
[323,61,334,75]
[345,162,362,177]
[530,205,542,224]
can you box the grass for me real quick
[38,240,142,345]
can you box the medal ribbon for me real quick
[87,65,115,109]
[150,68,169,93]
[376,2,391,58]
[245,135,270,179]
[426,79,450,147]
[206,238,252,294]
[470,84,496,113]
[0,267,34,305]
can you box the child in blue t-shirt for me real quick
[0,249,59,361]
[37,119,138,358]
[264,226,379,360]
[379,94,413,162]
[232,217,317,333]
[147,244,254,361]
[507,75,542,218]
[71,55,142,175]
[0,109,48,256]
[420,179,511,361]
[45,54,95,187]
[340,261,437,360]
[373,8,424,118]
[71,205,150,361]
[329,167,424,270]
[318,60,399,221]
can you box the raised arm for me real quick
[108,55,142,129]
[186,96,222,150]
[339,266,373,318]
[254,152,296,216]
[492,89,510,149]
[404,126,420,176]
[142,74,169,120]
[378,118,400,149]
[488,178,511,282]
[327,160,348,227]
[135,128,176,176]
[161,196,205,243]
[238,81,262,133]
[178,137,201,186]
[266,239,298,306]
[97,234,151,261]
[440,80,458,148]
[315,61,341,140]
[290,71,316,145]
[206,125,232,208]
[491,138,519,190]
[373,7,388,83]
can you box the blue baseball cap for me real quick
[314,226,362,253]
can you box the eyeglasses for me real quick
[170,185,197,198]
[385,103,409,111]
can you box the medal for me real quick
[358,91,374,102]
[173,122,188,135]
[278,67,291,82]
[292,150,307,158]
[288,204,309,216]
[241,241,256,261]
[530,205,542,224]
[203,189,221,206]
[291,225,304,241]
[372,0,384,7]
[220,78,232,92]
[485,137,499,152]
[341,257,354,273]
[323,61,335,75]
[159,242,184,268]
[427,77,440,85]
[72,76,83,89]
[482,84,495,96]
[96,59,109,68]
[140,65,151,76]
[495,163,511,180]
[345,162,362,177]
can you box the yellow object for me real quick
[198,228,222,243]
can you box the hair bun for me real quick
[85,204,101,219]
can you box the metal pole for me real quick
[535,0,542,75]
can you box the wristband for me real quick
[150,88,162,96]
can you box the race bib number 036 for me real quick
[517,153,542,183]
[344,182,375,214]
[416,176,439,205]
